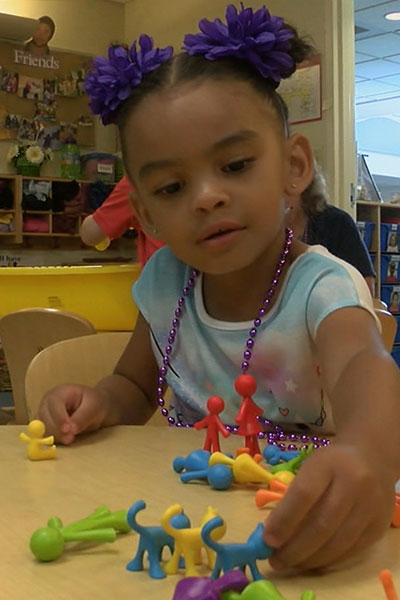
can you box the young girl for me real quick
[38,4,400,572]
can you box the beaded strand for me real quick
[155,228,330,449]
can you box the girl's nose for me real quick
[191,183,230,214]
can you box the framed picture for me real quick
[277,54,322,125]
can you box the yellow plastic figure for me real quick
[19,419,56,461]
[161,504,226,577]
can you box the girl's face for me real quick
[125,79,312,275]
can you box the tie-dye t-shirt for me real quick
[133,245,378,433]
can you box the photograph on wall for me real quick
[34,101,56,122]
[18,117,43,141]
[59,121,77,143]
[277,54,322,125]
[1,70,18,93]
[71,69,86,96]
[25,16,56,56]
[37,123,61,150]
[18,75,44,101]
[5,113,22,130]
[43,79,56,105]
[56,75,78,97]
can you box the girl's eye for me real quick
[155,181,182,196]
[222,158,254,174]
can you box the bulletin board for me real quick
[0,40,94,148]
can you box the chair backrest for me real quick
[374,307,397,352]
[0,308,96,423]
[25,331,131,422]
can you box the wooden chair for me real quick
[24,331,165,425]
[0,308,96,424]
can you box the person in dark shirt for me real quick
[286,161,375,296]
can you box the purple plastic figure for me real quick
[172,570,249,600]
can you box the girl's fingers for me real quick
[268,475,355,569]
[263,454,332,548]
[275,499,374,570]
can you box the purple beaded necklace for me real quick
[156,227,329,450]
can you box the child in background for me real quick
[38,4,400,572]
[80,175,164,266]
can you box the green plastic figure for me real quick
[221,580,315,599]
[29,505,130,561]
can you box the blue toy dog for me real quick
[126,500,190,579]
[201,516,274,581]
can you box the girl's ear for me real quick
[128,190,160,238]
[285,133,314,196]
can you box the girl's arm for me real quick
[37,313,160,443]
[95,312,161,426]
[263,306,400,570]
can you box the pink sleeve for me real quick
[92,176,139,239]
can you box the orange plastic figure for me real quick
[194,396,230,452]
[391,493,400,528]
[19,419,56,461]
[234,374,263,456]
[380,570,399,600]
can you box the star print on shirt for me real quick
[285,378,298,393]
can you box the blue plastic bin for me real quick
[381,284,400,313]
[391,346,400,368]
[381,254,400,283]
[381,223,400,252]
[395,316,400,344]
[357,221,374,250]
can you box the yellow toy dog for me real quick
[161,504,226,577]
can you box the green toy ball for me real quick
[30,527,65,562]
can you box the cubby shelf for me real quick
[0,174,116,243]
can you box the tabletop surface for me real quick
[2,425,399,600]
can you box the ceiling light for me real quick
[385,11,400,20]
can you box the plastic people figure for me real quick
[234,375,263,457]
[193,396,230,452]
[30,505,130,561]
[19,419,56,460]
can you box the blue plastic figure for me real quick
[180,463,234,490]
[173,449,211,474]
[201,516,274,581]
[262,445,300,466]
[125,500,190,579]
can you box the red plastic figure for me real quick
[234,375,263,456]
[194,396,230,452]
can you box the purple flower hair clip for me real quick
[84,35,173,125]
[183,3,294,86]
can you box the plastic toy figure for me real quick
[29,505,130,562]
[380,569,398,600]
[162,504,226,577]
[194,396,230,452]
[126,500,190,579]
[172,570,249,599]
[201,516,274,581]
[234,375,263,456]
[172,573,316,599]
[173,449,211,474]
[19,419,56,461]
[263,445,300,465]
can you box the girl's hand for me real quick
[263,443,395,570]
[37,384,109,445]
